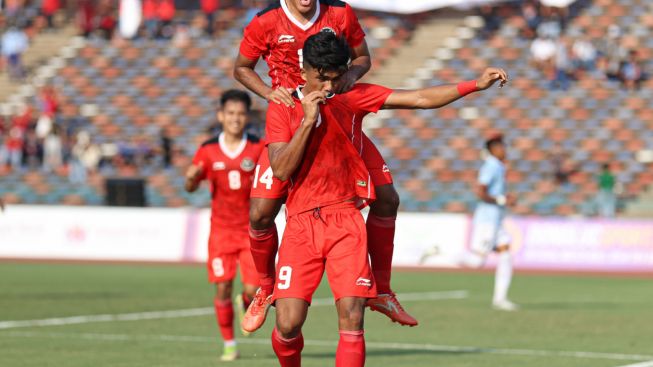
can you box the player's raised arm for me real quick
[268,91,326,181]
[381,68,509,110]
[336,39,372,93]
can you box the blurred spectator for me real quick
[478,5,500,39]
[551,147,580,185]
[38,86,59,118]
[1,23,29,81]
[43,125,64,172]
[619,50,645,91]
[596,163,616,217]
[550,37,571,90]
[521,1,540,39]
[69,131,101,184]
[597,25,626,81]
[530,34,555,75]
[571,35,597,73]
[160,127,173,168]
[201,0,220,36]
[536,6,562,39]
[35,114,53,139]
[41,0,61,29]
[77,0,95,37]
[158,0,176,39]
[96,0,117,40]
[22,127,42,169]
[4,125,24,170]
[142,0,160,39]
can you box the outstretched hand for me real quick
[477,68,509,90]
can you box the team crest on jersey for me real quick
[382,164,390,173]
[240,158,255,172]
[278,34,295,43]
[321,27,337,35]
[213,162,226,171]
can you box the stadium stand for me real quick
[0,6,418,208]
[1,1,652,216]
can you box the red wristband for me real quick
[457,80,478,97]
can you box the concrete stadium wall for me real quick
[0,206,652,273]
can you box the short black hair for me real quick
[485,134,504,151]
[303,31,350,74]
[220,89,252,111]
[602,163,610,170]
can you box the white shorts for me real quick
[470,221,511,254]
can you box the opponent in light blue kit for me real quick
[461,134,519,311]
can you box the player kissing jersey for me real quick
[265,83,392,216]
[240,0,365,90]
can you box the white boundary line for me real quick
[614,361,653,367]
[0,290,468,330]
[3,331,652,363]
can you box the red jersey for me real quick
[240,0,366,89]
[192,133,264,229]
[265,83,392,216]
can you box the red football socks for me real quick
[366,214,396,294]
[272,327,303,367]
[249,226,279,294]
[214,298,234,341]
[336,330,365,367]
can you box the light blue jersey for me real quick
[473,155,506,225]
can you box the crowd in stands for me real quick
[480,0,647,91]
[0,85,174,183]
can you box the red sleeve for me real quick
[191,146,209,181]
[265,103,293,144]
[343,4,366,49]
[346,83,393,114]
[239,15,268,60]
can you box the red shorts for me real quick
[272,203,377,304]
[250,136,392,200]
[207,227,258,285]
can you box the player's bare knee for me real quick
[336,298,366,329]
[370,184,400,217]
[215,282,233,300]
[249,206,274,230]
[275,316,303,338]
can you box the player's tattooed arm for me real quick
[381,67,509,109]
[268,91,326,181]
[234,53,295,107]
[184,161,205,192]
[336,39,371,93]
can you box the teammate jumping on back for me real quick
[235,0,415,332]
[184,90,264,361]
[265,31,508,367]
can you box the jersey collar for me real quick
[219,132,248,160]
[281,0,320,31]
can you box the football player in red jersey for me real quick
[185,90,264,362]
[234,0,415,332]
[265,32,508,367]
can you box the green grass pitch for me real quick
[0,262,651,367]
